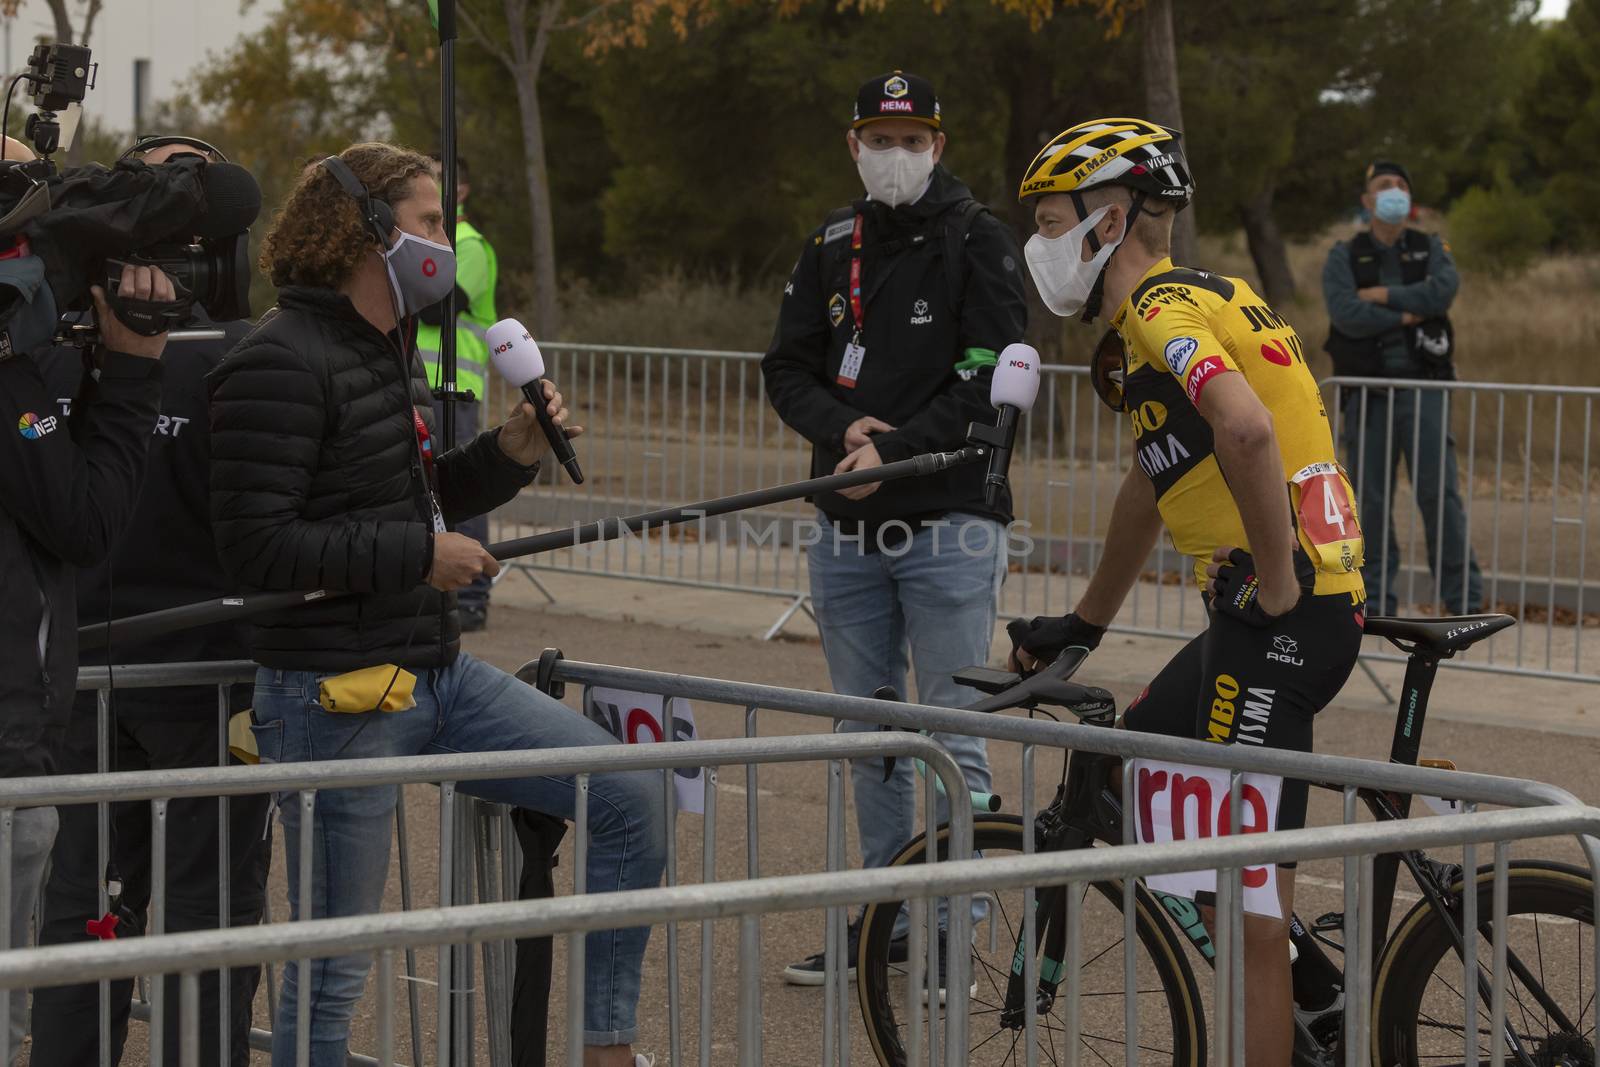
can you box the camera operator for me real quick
[29,136,273,1067]
[209,142,663,1067]
[0,131,174,1061]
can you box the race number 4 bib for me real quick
[1290,462,1364,575]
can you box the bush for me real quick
[552,271,782,353]
[1447,181,1555,277]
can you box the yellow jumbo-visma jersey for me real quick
[1110,258,1366,597]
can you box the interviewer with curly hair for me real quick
[209,142,664,1067]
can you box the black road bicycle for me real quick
[857,615,1596,1067]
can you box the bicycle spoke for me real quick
[970,1024,1011,1055]
[1080,1033,1118,1067]
[1534,914,1550,1035]
[1079,1032,1178,1055]
[1077,936,1124,974]
[1432,970,1495,1032]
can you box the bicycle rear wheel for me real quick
[1373,859,1596,1067]
[857,815,1206,1067]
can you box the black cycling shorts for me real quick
[1122,590,1366,835]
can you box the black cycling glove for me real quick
[1208,546,1317,627]
[1010,612,1107,668]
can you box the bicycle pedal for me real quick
[1312,911,1344,933]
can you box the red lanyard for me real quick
[848,213,865,335]
[412,406,435,478]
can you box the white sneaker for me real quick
[634,1056,656,1067]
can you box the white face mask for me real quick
[854,139,936,208]
[1024,206,1122,318]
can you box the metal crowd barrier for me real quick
[16,655,1598,1065]
[535,657,1597,1066]
[481,344,1599,682]
[33,661,975,1067]
[1327,377,1598,683]
[2,804,1595,1067]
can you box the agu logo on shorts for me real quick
[17,412,57,440]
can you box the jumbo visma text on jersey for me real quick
[1111,259,1366,597]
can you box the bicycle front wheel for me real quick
[1373,859,1596,1067]
[857,815,1207,1067]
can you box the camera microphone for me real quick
[193,163,262,239]
[487,318,584,484]
[984,342,1041,510]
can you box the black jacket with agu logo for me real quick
[0,346,161,777]
[762,165,1026,528]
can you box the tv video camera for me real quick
[0,43,261,356]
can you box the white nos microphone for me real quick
[984,343,1041,509]
[487,318,583,484]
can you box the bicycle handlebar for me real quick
[963,646,1095,715]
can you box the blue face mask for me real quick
[1374,187,1411,225]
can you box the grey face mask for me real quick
[383,230,456,316]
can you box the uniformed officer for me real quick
[418,153,500,630]
[762,70,1027,989]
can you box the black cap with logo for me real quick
[1365,160,1411,188]
[851,70,941,130]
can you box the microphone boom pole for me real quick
[78,446,986,651]
[437,0,460,450]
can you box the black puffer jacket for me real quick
[207,287,535,671]
[0,348,161,777]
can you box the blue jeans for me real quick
[251,653,665,1064]
[808,513,1004,930]
[1342,388,1484,615]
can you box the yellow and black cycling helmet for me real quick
[1018,117,1193,208]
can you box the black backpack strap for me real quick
[1346,230,1383,290]
[942,197,988,310]
[817,203,859,292]
[1399,228,1432,285]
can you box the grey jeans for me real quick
[1342,386,1484,615]
[5,806,58,1065]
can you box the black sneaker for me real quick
[459,606,488,633]
[782,918,909,986]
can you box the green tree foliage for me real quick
[1448,176,1553,275]
[589,0,1136,283]
[1174,0,1536,303]
[1494,0,1600,249]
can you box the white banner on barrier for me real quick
[1130,759,1283,919]
[583,687,707,815]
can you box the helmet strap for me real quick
[1073,188,1148,324]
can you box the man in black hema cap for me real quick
[763,70,1027,991]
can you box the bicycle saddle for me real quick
[1363,613,1515,658]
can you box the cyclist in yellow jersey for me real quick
[1008,118,1367,1067]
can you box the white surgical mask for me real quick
[1024,206,1121,318]
[384,230,457,317]
[854,140,935,208]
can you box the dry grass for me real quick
[1197,227,1600,389]
[547,230,1600,389]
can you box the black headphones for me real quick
[319,155,395,249]
[119,134,229,163]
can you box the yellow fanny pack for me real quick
[228,666,419,765]
[317,665,419,714]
